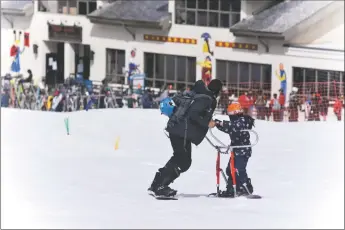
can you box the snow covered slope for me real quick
[1,108,344,229]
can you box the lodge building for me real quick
[1,0,344,98]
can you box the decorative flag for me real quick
[24,32,30,47]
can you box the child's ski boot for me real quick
[237,178,254,196]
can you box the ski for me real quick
[208,192,262,199]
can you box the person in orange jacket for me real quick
[334,97,343,121]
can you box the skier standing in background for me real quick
[255,90,266,120]
[214,102,255,197]
[270,93,281,122]
[148,79,222,198]
[278,88,285,121]
[320,96,329,121]
[142,89,154,109]
[288,87,299,122]
[308,92,321,121]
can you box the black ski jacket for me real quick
[166,80,217,146]
[216,114,255,157]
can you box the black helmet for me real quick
[208,79,222,96]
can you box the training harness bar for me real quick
[205,128,259,197]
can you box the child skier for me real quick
[215,102,255,197]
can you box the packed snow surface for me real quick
[1,108,344,228]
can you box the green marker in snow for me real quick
[64,117,70,135]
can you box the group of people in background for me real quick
[2,71,344,122]
[104,79,344,122]
[219,87,344,122]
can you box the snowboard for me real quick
[149,193,178,200]
[243,194,262,199]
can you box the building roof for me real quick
[1,0,33,15]
[285,42,344,52]
[88,0,171,30]
[230,0,335,38]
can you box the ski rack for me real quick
[205,128,259,197]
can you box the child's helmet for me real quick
[160,97,176,117]
[227,102,243,115]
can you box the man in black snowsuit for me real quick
[148,79,222,197]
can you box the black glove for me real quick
[214,119,223,129]
[215,119,222,125]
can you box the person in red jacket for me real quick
[334,97,343,121]
[278,89,285,121]
[238,91,250,115]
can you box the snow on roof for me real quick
[231,1,333,34]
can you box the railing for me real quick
[1,79,343,121]
[222,82,272,97]
[217,81,344,122]
[293,81,344,101]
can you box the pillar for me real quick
[64,43,75,78]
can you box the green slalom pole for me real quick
[64,117,70,135]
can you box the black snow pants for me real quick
[157,134,192,187]
[225,154,250,186]
[163,134,192,173]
